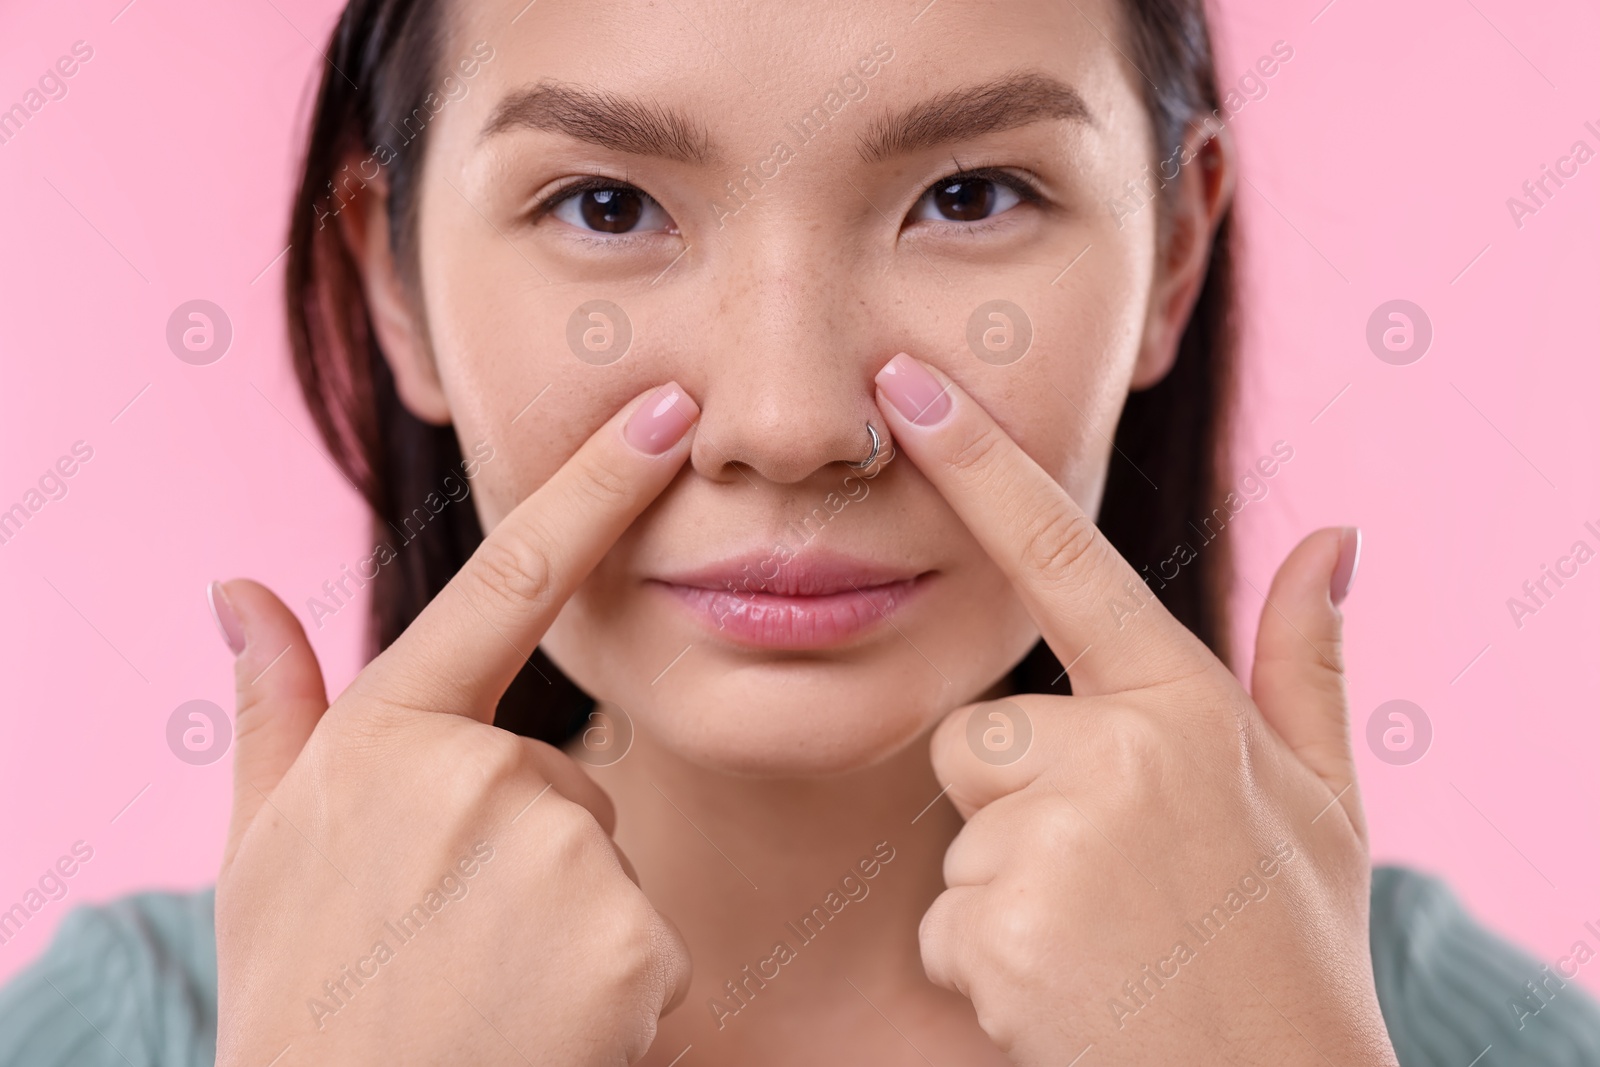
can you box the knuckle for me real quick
[946,421,1008,476]
[1310,629,1348,681]
[318,699,407,767]
[1028,802,1089,859]
[985,893,1054,982]
[918,890,955,952]
[1020,506,1101,589]
[432,726,528,805]
[972,1001,1020,1055]
[917,890,966,988]
[644,910,688,980]
[466,525,557,614]
[230,689,278,751]
[616,893,664,961]
[1091,712,1168,786]
[465,727,529,783]
[539,796,607,865]
[598,890,671,990]
[613,900,677,1049]
[569,456,633,511]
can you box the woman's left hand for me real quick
[874,353,1399,1067]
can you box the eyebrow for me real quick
[856,72,1095,164]
[478,82,716,165]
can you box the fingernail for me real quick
[1330,527,1361,606]
[875,353,952,427]
[207,580,246,655]
[624,383,698,455]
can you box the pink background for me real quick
[2,0,1597,991]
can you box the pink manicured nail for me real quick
[1330,527,1362,605]
[624,383,697,455]
[207,580,246,655]
[876,353,952,427]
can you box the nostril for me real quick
[687,372,892,485]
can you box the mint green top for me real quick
[1,867,1597,1065]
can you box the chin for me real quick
[620,662,964,778]
[541,595,1039,778]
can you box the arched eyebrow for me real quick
[477,71,1093,167]
[478,82,717,164]
[855,72,1095,164]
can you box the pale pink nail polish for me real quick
[207,580,246,655]
[624,383,698,455]
[1330,527,1362,605]
[875,353,952,427]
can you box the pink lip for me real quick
[649,552,933,650]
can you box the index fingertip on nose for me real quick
[875,352,954,428]
[623,381,699,456]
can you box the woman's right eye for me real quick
[546,183,676,236]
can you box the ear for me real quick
[336,161,453,426]
[1130,122,1237,391]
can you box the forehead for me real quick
[442,0,1145,156]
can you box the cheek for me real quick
[911,262,1148,518]
[420,239,687,531]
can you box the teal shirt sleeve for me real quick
[1,870,1596,1065]
[1370,866,1600,1065]
[0,887,216,1067]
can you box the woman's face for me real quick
[364,0,1215,775]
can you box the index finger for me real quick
[873,353,1211,696]
[365,382,699,720]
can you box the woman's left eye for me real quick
[908,172,1030,224]
[546,182,676,235]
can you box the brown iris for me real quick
[579,188,645,233]
[929,178,996,221]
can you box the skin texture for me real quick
[211,0,1402,1063]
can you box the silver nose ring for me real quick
[848,423,883,470]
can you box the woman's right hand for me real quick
[212,384,700,1067]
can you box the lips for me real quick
[649,551,932,650]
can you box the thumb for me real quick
[208,579,330,870]
[1250,527,1363,827]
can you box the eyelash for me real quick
[921,165,1043,209]
[525,165,1045,231]
[916,165,1045,227]
[529,174,649,220]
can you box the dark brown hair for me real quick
[284,0,1236,741]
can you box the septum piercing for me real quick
[848,423,883,471]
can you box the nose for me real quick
[687,237,885,485]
